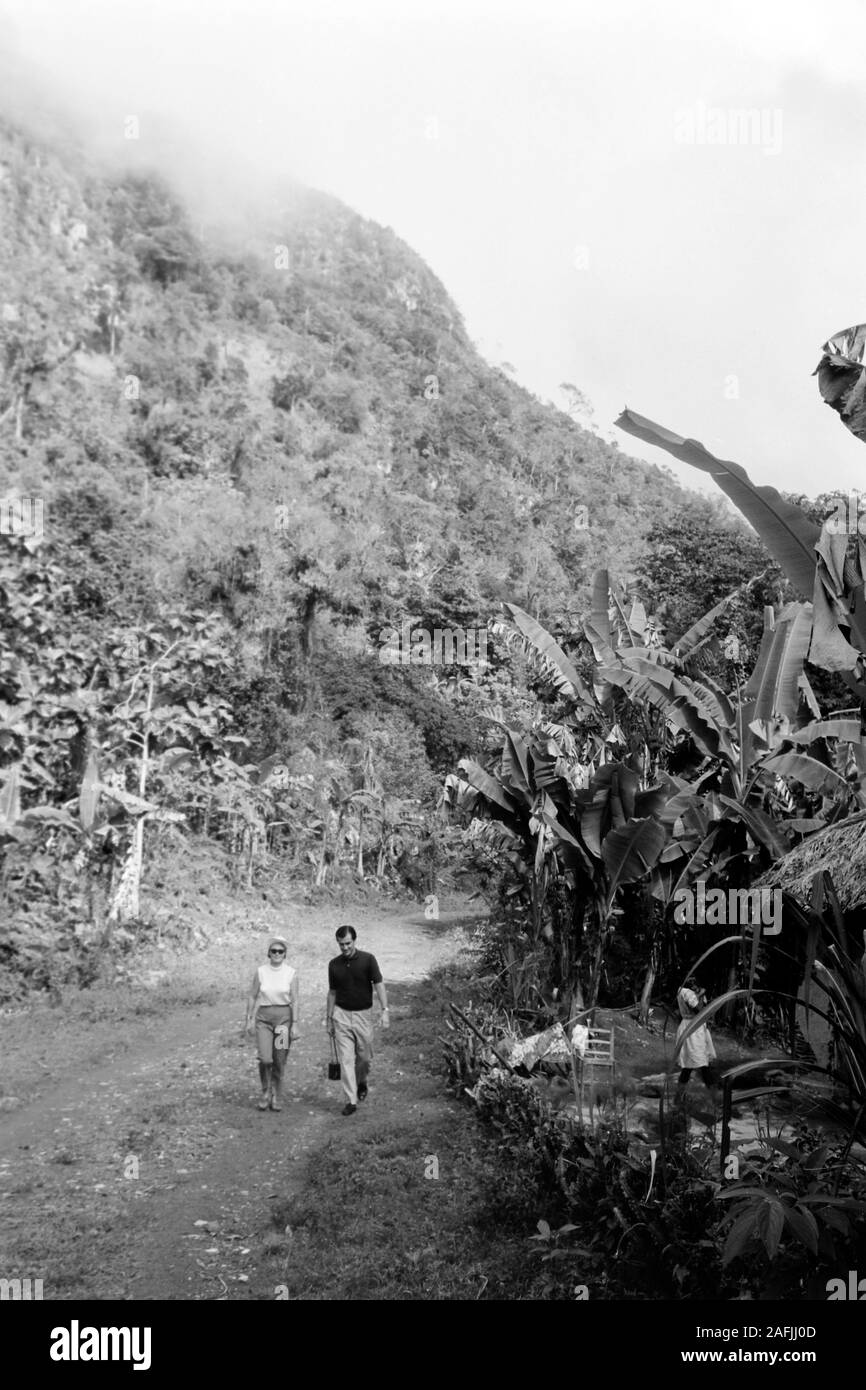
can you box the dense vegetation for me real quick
[440,391,866,1298]
[0,110,779,995]
[6,105,866,1300]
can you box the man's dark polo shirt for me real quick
[328,949,383,1011]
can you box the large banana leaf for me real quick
[752,604,812,722]
[675,590,741,657]
[661,785,712,832]
[689,673,736,730]
[743,607,776,699]
[627,598,649,643]
[607,761,636,824]
[607,582,645,647]
[583,617,618,666]
[719,794,790,859]
[615,409,821,599]
[541,811,594,876]
[809,572,863,673]
[634,783,670,819]
[811,521,866,670]
[501,604,594,703]
[457,759,519,816]
[601,816,667,894]
[649,858,681,904]
[501,732,532,800]
[814,323,866,444]
[600,659,734,764]
[761,751,850,798]
[791,718,862,746]
[582,616,615,712]
[798,671,822,720]
[815,523,848,592]
[580,763,638,858]
[672,827,720,896]
[834,740,866,795]
[528,739,571,801]
[627,656,736,736]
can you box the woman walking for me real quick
[245,935,299,1111]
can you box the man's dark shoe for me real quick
[357,1083,368,1101]
[341,1103,357,1116]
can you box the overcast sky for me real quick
[3,0,866,499]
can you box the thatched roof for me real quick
[758,813,866,912]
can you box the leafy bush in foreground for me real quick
[462,1068,866,1300]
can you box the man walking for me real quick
[326,925,389,1116]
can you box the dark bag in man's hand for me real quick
[328,1035,340,1081]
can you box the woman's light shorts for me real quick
[256,1004,293,1064]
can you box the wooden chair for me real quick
[576,1026,615,1119]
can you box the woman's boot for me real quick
[258,1062,272,1109]
[269,1073,283,1111]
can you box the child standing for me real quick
[675,978,717,1095]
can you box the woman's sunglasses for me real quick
[269,948,286,956]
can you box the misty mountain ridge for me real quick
[0,105,763,827]
[0,109,712,618]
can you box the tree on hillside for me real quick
[634,505,785,650]
[0,259,87,440]
[559,381,596,432]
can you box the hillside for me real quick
[0,110,706,625]
[0,111,743,993]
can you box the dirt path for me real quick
[0,895,479,1301]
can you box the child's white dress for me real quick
[675,987,716,1068]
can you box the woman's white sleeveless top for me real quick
[257,962,295,1006]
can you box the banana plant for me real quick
[661,601,857,890]
[495,575,866,1036]
[616,405,866,696]
[448,718,670,1009]
[456,563,866,1016]
[503,578,863,895]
